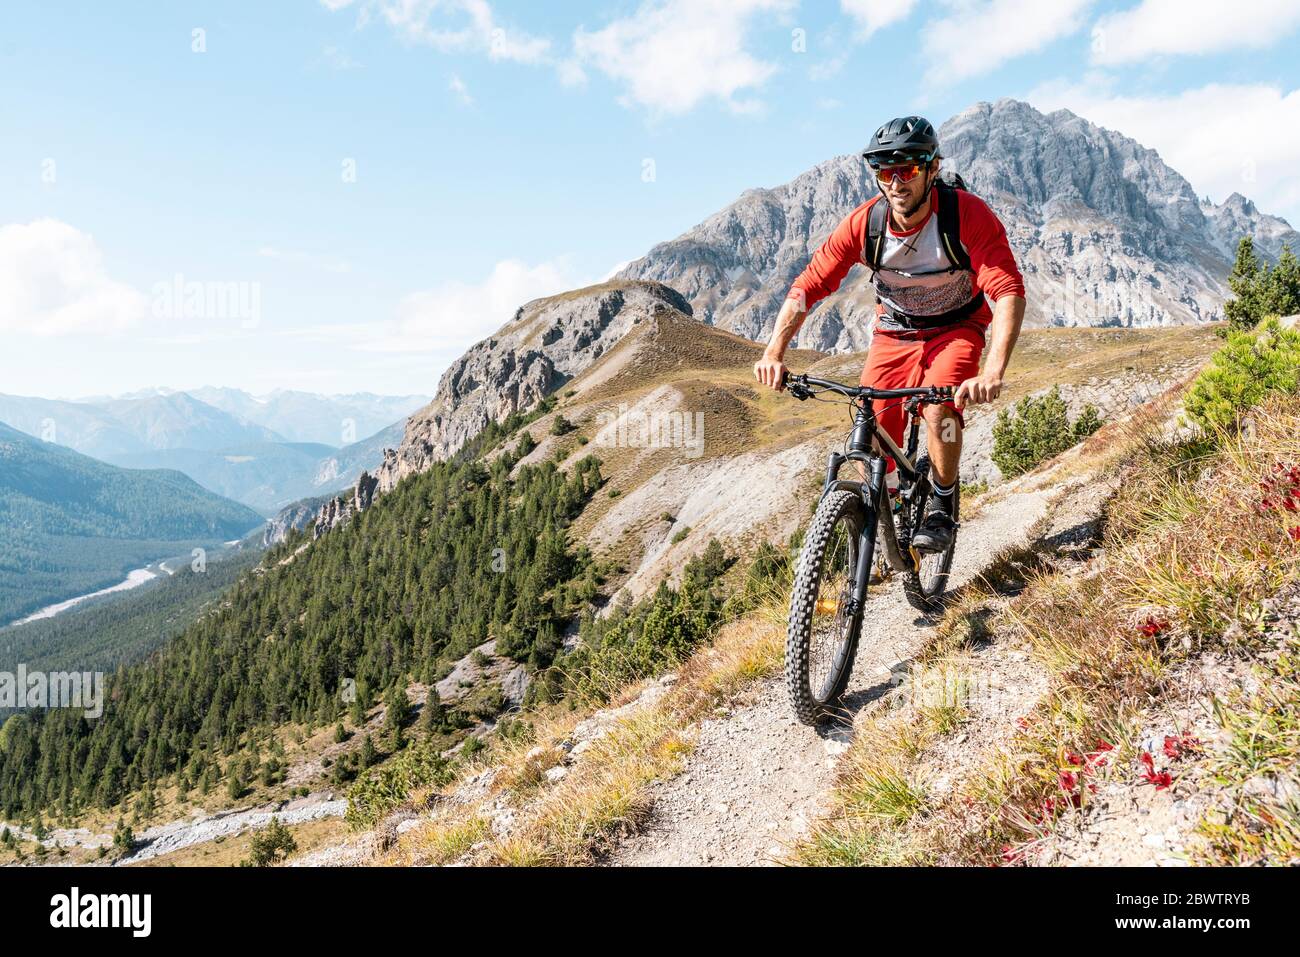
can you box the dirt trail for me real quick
[607,471,1073,866]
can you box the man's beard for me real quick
[892,188,928,219]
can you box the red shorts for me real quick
[860,321,985,467]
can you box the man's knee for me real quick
[923,403,962,446]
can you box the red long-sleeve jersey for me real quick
[787,187,1024,332]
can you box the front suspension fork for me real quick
[849,456,888,609]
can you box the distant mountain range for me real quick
[0,421,263,624]
[0,389,428,514]
[182,387,429,448]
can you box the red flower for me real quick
[1066,751,1085,766]
[1289,526,1300,542]
[1162,734,1202,760]
[1058,770,1078,792]
[1139,616,1168,637]
[1139,751,1173,790]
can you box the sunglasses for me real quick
[870,160,929,186]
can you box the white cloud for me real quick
[841,0,919,39]
[923,0,1092,88]
[323,0,552,64]
[573,0,795,116]
[1028,80,1300,224]
[448,72,473,104]
[0,220,147,336]
[358,258,579,353]
[1091,0,1300,64]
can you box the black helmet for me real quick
[863,115,939,166]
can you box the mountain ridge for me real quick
[616,98,1298,350]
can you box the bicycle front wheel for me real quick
[786,489,873,725]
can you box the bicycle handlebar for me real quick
[780,371,954,403]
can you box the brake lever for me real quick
[788,382,811,401]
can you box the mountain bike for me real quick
[782,372,961,726]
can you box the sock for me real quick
[931,475,956,516]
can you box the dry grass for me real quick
[1193,624,1300,864]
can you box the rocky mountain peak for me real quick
[617,98,1298,349]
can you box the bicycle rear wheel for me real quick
[901,454,960,613]
[786,489,874,725]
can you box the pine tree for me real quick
[1225,236,1265,330]
[418,688,447,736]
[1263,243,1300,318]
[226,759,248,801]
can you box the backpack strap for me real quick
[863,185,970,274]
[934,181,971,273]
[861,196,889,272]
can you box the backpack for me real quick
[861,172,971,274]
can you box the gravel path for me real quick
[607,478,1059,866]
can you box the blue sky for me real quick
[3,0,1299,399]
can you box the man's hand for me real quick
[954,372,1003,409]
[754,352,788,391]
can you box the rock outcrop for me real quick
[312,280,692,535]
[262,495,333,546]
[372,279,691,496]
[313,471,378,538]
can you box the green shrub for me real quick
[991,386,1102,478]
[1184,317,1300,433]
[345,740,453,829]
[563,541,733,700]
[550,415,575,436]
[240,816,297,867]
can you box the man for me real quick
[753,115,1026,552]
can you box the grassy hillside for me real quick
[0,321,1231,861]
[0,422,264,623]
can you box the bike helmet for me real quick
[863,115,939,166]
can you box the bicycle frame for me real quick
[819,396,929,609]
